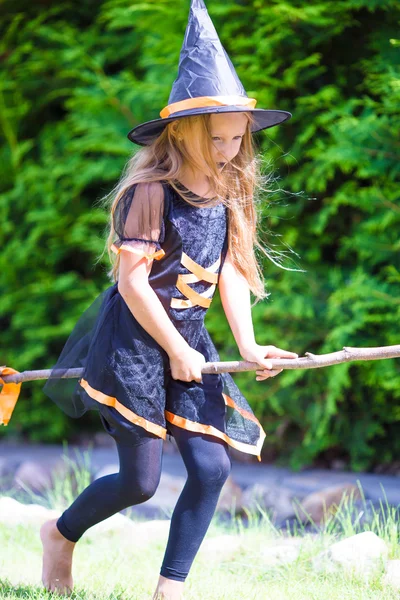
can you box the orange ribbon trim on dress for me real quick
[0,366,22,426]
[175,278,215,309]
[79,377,167,439]
[171,252,220,309]
[181,252,220,284]
[165,410,265,461]
[111,243,165,261]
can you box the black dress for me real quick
[43,180,266,458]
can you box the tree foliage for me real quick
[1,0,399,470]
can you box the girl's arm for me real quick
[118,252,205,382]
[218,250,298,381]
[218,250,257,356]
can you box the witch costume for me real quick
[3,0,291,461]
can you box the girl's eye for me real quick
[212,136,243,141]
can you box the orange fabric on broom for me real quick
[0,366,21,425]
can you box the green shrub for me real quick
[1,0,399,470]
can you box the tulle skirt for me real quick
[43,283,266,458]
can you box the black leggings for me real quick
[56,422,231,582]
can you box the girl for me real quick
[41,2,298,598]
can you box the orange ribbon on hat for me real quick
[0,366,22,425]
[160,95,257,118]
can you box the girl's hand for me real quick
[169,347,206,383]
[240,344,298,382]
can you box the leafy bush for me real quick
[1,0,399,470]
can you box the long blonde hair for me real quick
[96,112,277,303]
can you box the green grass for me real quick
[0,446,399,599]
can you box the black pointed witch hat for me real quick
[128,0,291,146]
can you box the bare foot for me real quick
[40,518,75,596]
[152,575,185,600]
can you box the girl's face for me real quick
[209,112,249,170]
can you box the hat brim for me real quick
[127,106,292,146]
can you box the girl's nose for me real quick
[217,149,230,160]
[218,144,236,159]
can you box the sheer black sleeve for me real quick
[111,181,166,260]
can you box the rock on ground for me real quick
[382,560,400,591]
[297,483,362,525]
[240,483,298,522]
[0,457,23,489]
[261,538,303,567]
[13,461,54,493]
[11,457,85,497]
[313,531,388,578]
[0,496,59,526]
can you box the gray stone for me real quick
[241,483,298,522]
[314,531,388,578]
[0,457,23,490]
[296,483,362,525]
[261,539,302,567]
[0,496,59,526]
[12,457,85,503]
[13,461,53,493]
